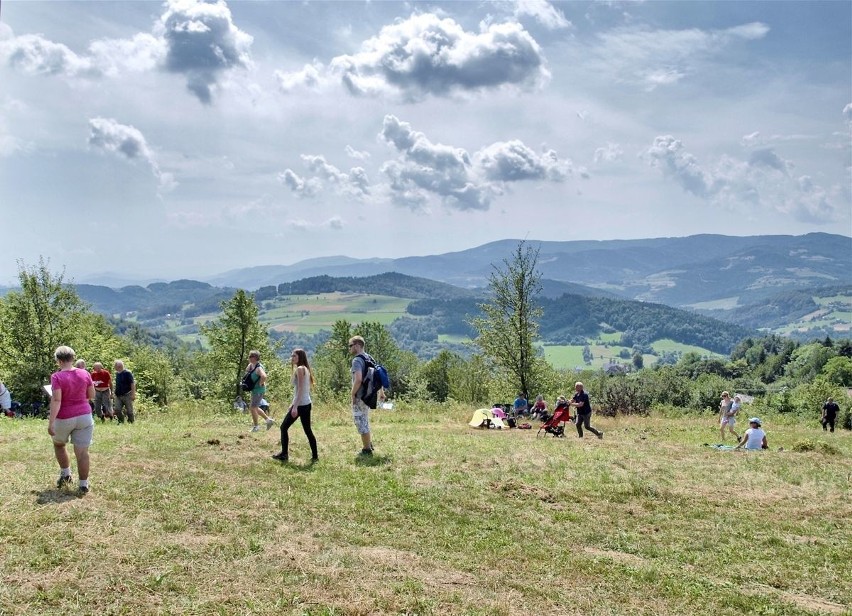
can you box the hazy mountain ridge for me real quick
[184,233,850,308]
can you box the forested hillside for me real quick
[276,272,476,300]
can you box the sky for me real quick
[0,0,850,285]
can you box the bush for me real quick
[789,440,841,455]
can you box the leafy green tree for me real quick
[821,356,852,387]
[312,320,354,398]
[421,349,461,402]
[0,259,88,402]
[784,343,836,384]
[200,290,280,404]
[448,353,492,404]
[470,241,544,398]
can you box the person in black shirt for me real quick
[822,398,840,433]
[568,381,603,439]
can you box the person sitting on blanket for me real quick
[735,417,768,450]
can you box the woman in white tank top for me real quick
[272,348,318,462]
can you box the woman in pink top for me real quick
[48,346,95,494]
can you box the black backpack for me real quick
[241,364,259,392]
[357,353,388,410]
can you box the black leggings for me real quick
[280,403,318,458]
[575,412,602,437]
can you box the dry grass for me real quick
[0,405,849,615]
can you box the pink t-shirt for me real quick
[51,368,93,419]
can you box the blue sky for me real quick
[1,0,849,284]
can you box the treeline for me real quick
[275,272,475,300]
[406,294,752,355]
[2,261,849,430]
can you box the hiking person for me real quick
[568,382,603,439]
[113,360,136,424]
[349,336,376,456]
[735,417,768,450]
[272,348,318,463]
[531,394,547,419]
[245,350,275,432]
[91,362,114,421]
[48,346,95,494]
[719,391,739,442]
[822,397,839,433]
[513,393,529,417]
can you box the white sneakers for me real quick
[265,418,275,430]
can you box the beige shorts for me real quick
[53,414,94,447]
[351,398,371,435]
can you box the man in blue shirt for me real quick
[513,393,529,417]
[113,360,136,424]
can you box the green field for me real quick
[542,338,716,371]
[1,404,849,615]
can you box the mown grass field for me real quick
[1,404,849,615]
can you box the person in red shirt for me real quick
[90,362,114,421]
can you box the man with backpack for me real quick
[349,335,378,456]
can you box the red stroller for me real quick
[537,402,573,438]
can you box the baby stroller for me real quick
[537,402,573,438]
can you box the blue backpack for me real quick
[357,353,390,409]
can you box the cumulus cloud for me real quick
[475,140,568,181]
[594,142,624,163]
[280,155,370,200]
[275,60,324,93]
[1,0,250,104]
[156,0,253,104]
[513,0,572,30]
[0,33,98,77]
[379,115,571,211]
[643,134,841,222]
[345,145,370,160]
[328,13,549,101]
[88,117,175,191]
[844,103,852,127]
[277,169,321,198]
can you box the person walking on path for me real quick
[246,350,275,432]
[113,360,137,424]
[568,381,603,439]
[822,398,840,433]
[91,362,114,421]
[272,348,318,462]
[48,346,95,494]
[349,336,375,456]
[719,391,740,442]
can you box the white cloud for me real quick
[643,135,840,222]
[844,103,852,127]
[328,13,549,101]
[475,140,569,181]
[156,0,254,104]
[275,60,324,93]
[379,114,570,211]
[513,0,572,30]
[0,33,97,77]
[280,155,370,200]
[88,117,175,191]
[588,22,770,90]
[594,142,624,163]
[1,0,250,104]
[345,145,370,160]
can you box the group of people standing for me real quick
[46,348,138,494]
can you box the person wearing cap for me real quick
[736,417,768,450]
[718,391,740,442]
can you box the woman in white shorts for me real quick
[48,346,95,494]
[719,391,740,442]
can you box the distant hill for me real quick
[279,272,478,300]
[75,280,235,318]
[201,233,851,313]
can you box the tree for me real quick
[200,290,280,404]
[0,259,88,402]
[470,241,544,397]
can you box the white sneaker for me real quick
[250,425,261,432]
[265,418,275,430]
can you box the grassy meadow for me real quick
[1,404,850,615]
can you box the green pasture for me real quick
[1,404,849,615]
[258,293,411,334]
